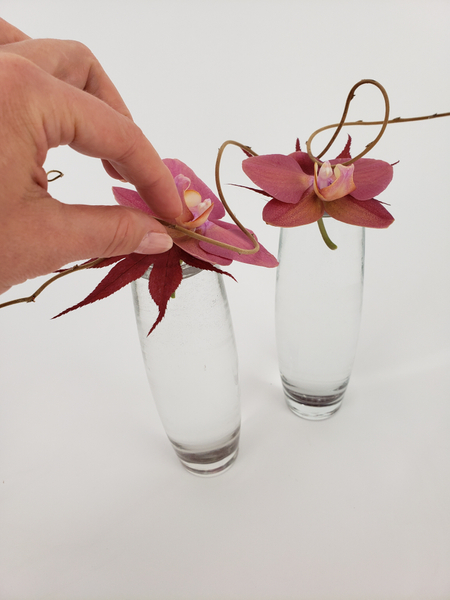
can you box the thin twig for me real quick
[46,170,64,182]
[214,140,260,254]
[307,111,450,144]
[306,79,450,167]
[157,220,259,254]
[306,79,390,167]
[0,258,104,309]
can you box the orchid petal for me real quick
[288,151,316,176]
[198,221,279,267]
[173,173,190,196]
[112,186,157,217]
[171,174,195,224]
[178,202,215,230]
[169,229,232,266]
[262,188,324,227]
[116,160,278,269]
[314,162,356,201]
[243,154,313,204]
[350,158,394,200]
[325,196,395,228]
[163,158,225,219]
[178,248,237,282]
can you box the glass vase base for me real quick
[281,378,346,420]
[170,427,240,477]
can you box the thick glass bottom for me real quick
[281,376,347,420]
[169,427,240,476]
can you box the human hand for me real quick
[0,18,182,295]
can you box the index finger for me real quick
[22,57,182,219]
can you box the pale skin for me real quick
[0,18,182,296]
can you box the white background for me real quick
[1,1,450,599]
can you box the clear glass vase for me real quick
[131,264,240,476]
[275,218,365,420]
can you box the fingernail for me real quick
[135,232,173,254]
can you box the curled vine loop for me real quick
[306,79,391,167]
[154,141,260,256]
[46,170,64,182]
[0,258,104,309]
[213,139,260,254]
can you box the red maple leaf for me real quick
[54,247,235,335]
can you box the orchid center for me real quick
[178,189,214,230]
[313,161,356,202]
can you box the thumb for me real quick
[0,195,174,294]
[4,195,174,288]
[52,200,174,262]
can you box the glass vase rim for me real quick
[140,261,202,281]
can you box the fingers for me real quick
[67,97,181,219]
[47,77,181,219]
[0,37,132,118]
[0,28,136,183]
[0,25,182,294]
[3,53,181,220]
[0,18,30,44]
[0,25,181,218]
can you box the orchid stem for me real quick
[317,218,337,250]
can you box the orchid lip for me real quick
[177,202,214,230]
[177,188,214,230]
[313,161,356,201]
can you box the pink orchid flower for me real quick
[113,158,277,268]
[55,159,277,335]
[242,140,394,228]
